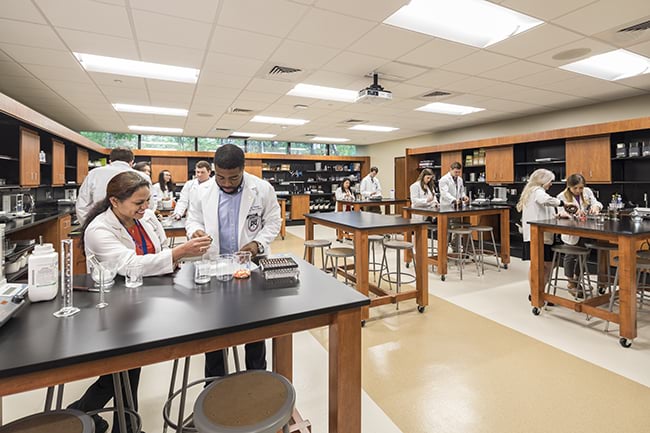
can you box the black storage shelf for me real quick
[464,164,485,168]
[0,155,18,161]
[515,160,565,166]
[611,156,650,161]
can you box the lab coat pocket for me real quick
[245,213,262,235]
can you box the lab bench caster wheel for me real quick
[598,286,607,295]
[619,338,632,348]
[406,263,410,268]
[417,305,425,313]
[528,294,532,302]
[361,320,366,327]
[532,307,541,316]
[441,275,446,281]
[502,264,508,270]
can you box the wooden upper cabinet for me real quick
[441,150,463,175]
[19,127,40,187]
[151,157,188,183]
[565,135,611,183]
[77,148,88,184]
[52,139,65,185]
[486,146,514,184]
[290,195,310,220]
[246,159,263,178]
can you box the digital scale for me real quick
[0,282,28,329]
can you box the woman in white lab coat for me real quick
[72,171,212,433]
[556,173,603,295]
[410,168,438,221]
[82,171,211,277]
[151,169,175,204]
[335,178,355,211]
[517,169,575,290]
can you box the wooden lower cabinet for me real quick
[290,195,310,220]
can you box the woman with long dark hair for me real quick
[152,169,175,201]
[335,178,355,211]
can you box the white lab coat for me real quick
[84,208,174,277]
[360,174,381,199]
[521,187,560,244]
[409,181,438,220]
[186,173,281,254]
[556,187,603,245]
[335,187,354,201]
[76,161,150,224]
[173,178,209,218]
[438,172,466,205]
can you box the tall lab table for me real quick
[529,218,650,347]
[305,211,428,320]
[403,205,510,280]
[0,258,369,433]
[335,198,408,214]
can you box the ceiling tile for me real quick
[322,51,385,76]
[22,63,91,83]
[387,83,431,99]
[202,52,263,78]
[405,69,469,88]
[552,0,650,36]
[210,26,282,61]
[398,38,477,69]
[0,44,78,69]
[473,82,533,98]
[218,0,308,38]
[138,41,204,68]
[245,78,296,95]
[237,90,283,104]
[100,85,149,103]
[146,80,195,96]
[487,24,583,58]
[90,73,147,89]
[443,51,518,75]
[133,10,211,50]
[348,24,429,59]
[130,0,219,23]
[444,76,503,93]
[197,71,252,88]
[377,61,428,81]
[500,0,595,20]
[526,37,615,66]
[618,73,650,91]
[57,28,138,59]
[512,68,578,88]
[480,60,550,82]
[628,40,650,58]
[314,0,407,22]
[0,19,66,50]
[0,0,47,23]
[288,8,375,49]
[300,70,359,88]
[271,40,340,71]
[34,0,132,38]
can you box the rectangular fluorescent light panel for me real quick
[416,102,485,115]
[383,0,543,48]
[559,49,650,81]
[349,125,399,132]
[251,115,309,126]
[74,53,199,83]
[113,103,188,116]
[231,132,277,138]
[312,136,350,143]
[128,125,183,133]
[287,83,358,103]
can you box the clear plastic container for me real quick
[28,243,58,302]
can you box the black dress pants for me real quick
[68,368,141,433]
[204,340,266,378]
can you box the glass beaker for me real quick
[125,263,144,288]
[234,251,252,279]
[194,260,212,285]
[215,254,235,282]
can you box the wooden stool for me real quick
[325,248,355,284]
[193,371,295,433]
[0,409,94,433]
[303,240,332,271]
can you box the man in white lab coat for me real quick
[171,160,211,220]
[438,162,468,206]
[186,144,281,378]
[76,148,150,224]
[359,166,382,213]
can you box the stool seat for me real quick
[368,234,384,241]
[448,228,473,235]
[585,242,617,251]
[193,371,295,433]
[551,244,590,255]
[303,239,331,248]
[472,226,494,232]
[0,410,94,433]
[383,240,414,250]
[325,247,355,257]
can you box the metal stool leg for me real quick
[320,246,326,271]
[303,245,308,261]
[490,229,501,271]
[343,256,349,284]
[395,249,401,310]
[457,234,463,280]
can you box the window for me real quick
[290,142,329,155]
[140,135,194,150]
[330,144,356,156]
[247,140,288,154]
[197,137,221,151]
[80,131,138,148]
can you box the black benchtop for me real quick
[306,210,427,229]
[4,206,74,235]
[0,256,369,379]
[336,198,407,204]
[404,204,510,214]
[529,217,650,236]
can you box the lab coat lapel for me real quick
[238,176,255,247]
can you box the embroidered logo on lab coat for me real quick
[246,213,261,232]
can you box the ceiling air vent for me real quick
[268,65,302,75]
[214,128,231,132]
[341,119,367,124]
[228,107,254,115]
[618,19,650,32]
[422,90,451,98]
[304,133,317,137]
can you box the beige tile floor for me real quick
[4,225,650,433]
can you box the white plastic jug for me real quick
[28,243,58,302]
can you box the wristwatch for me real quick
[254,240,265,254]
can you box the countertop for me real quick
[3,206,75,235]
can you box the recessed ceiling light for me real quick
[559,49,650,81]
[293,104,309,110]
[552,48,592,61]
[349,125,399,132]
[311,136,350,143]
[128,125,183,133]
[74,52,199,83]
[415,102,485,115]
[251,115,309,126]
[113,103,188,116]
[383,0,543,48]
[287,83,358,103]
[230,132,277,138]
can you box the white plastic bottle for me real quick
[28,243,58,302]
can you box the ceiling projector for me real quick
[356,73,392,104]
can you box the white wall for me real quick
[368,93,650,192]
